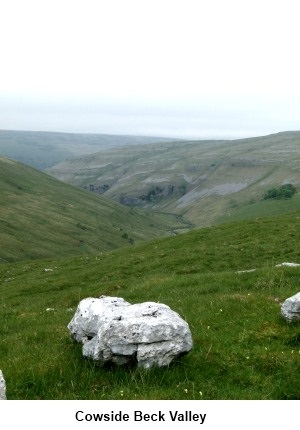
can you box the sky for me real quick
[1,0,300,139]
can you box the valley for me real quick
[47,130,300,226]
[0,156,186,262]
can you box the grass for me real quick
[217,193,300,224]
[0,211,299,399]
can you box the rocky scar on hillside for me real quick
[83,183,110,194]
[67,296,193,369]
[84,183,186,206]
[120,184,186,206]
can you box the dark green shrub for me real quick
[263,184,297,200]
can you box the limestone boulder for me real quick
[281,292,300,322]
[0,370,6,400]
[68,296,193,369]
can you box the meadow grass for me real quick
[218,193,300,224]
[0,212,299,399]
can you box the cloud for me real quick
[1,1,300,138]
[1,93,299,139]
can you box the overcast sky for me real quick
[1,0,300,139]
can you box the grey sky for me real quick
[1,0,300,139]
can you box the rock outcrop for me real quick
[68,296,193,369]
[0,370,6,400]
[281,292,300,322]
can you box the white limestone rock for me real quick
[68,296,193,369]
[0,370,6,400]
[276,262,300,268]
[67,296,130,342]
[281,292,300,322]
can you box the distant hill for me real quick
[0,130,178,169]
[47,131,300,226]
[0,156,186,262]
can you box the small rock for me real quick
[0,370,7,400]
[276,262,300,267]
[236,269,256,274]
[281,292,300,322]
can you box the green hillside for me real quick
[0,211,299,399]
[47,130,300,226]
[218,193,300,224]
[0,156,185,262]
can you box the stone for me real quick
[281,292,300,322]
[0,370,6,400]
[68,296,193,369]
[276,262,300,268]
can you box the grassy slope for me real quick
[217,193,300,224]
[47,131,300,226]
[0,211,299,399]
[0,156,185,262]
